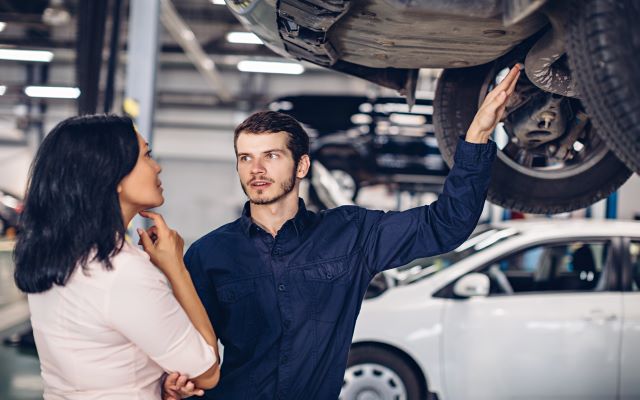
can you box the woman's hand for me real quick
[466,63,522,144]
[162,372,204,400]
[137,210,186,277]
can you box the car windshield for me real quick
[388,225,519,285]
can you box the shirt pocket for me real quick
[302,257,351,323]
[216,280,261,345]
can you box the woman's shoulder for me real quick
[109,242,165,281]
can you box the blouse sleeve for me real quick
[105,251,216,378]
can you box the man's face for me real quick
[236,131,298,205]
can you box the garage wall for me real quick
[618,175,640,220]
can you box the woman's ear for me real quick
[117,184,123,194]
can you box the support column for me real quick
[124,0,161,233]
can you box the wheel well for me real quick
[350,341,430,398]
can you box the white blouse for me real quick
[28,242,216,400]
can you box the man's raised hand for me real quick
[465,64,522,144]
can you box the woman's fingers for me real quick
[176,374,188,388]
[139,210,170,233]
[137,228,154,253]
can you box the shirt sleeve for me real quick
[106,253,216,378]
[361,138,496,274]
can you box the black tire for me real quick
[341,345,425,400]
[566,0,640,173]
[434,63,632,214]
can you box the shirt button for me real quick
[326,273,333,279]
[278,284,286,292]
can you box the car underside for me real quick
[228,0,640,214]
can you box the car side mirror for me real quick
[453,273,490,298]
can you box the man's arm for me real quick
[362,65,521,274]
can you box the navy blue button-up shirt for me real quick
[185,139,496,399]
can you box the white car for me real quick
[344,220,640,400]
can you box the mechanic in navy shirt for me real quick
[164,65,521,399]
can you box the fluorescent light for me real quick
[211,0,226,4]
[0,49,54,62]
[0,22,6,32]
[24,86,80,99]
[389,113,426,126]
[237,60,304,75]
[0,85,5,96]
[226,32,263,45]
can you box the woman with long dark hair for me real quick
[14,114,219,399]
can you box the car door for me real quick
[441,239,622,400]
[621,239,640,400]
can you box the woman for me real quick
[14,114,219,399]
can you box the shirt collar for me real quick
[240,198,312,238]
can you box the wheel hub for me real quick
[340,363,407,400]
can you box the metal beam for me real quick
[160,0,233,102]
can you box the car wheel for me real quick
[340,346,424,400]
[566,0,640,173]
[434,57,632,214]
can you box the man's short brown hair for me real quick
[234,111,310,165]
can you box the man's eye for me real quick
[145,150,153,158]
[240,156,250,162]
[268,153,278,159]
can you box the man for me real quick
[165,65,521,399]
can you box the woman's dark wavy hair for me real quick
[14,114,139,293]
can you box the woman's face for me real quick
[118,131,164,215]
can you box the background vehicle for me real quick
[227,0,639,214]
[344,220,640,399]
[269,95,448,201]
[0,190,22,237]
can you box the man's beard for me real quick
[241,169,297,205]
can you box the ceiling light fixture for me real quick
[24,86,80,99]
[211,0,226,5]
[0,49,54,62]
[0,85,6,96]
[237,60,304,75]
[0,22,6,32]
[226,32,263,45]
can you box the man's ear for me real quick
[296,155,310,179]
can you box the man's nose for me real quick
[250,159,266,174]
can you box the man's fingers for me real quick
[483,64,521,105]
[487,91,507,113]
[497,64,521,91]
[506,70,520,96]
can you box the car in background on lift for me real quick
[0,189,22,237]
[227,0,639,214]
[268,95,448,201]
[342,219,640,400]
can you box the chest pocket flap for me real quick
[303,259,349,282]
[216,280,256,303]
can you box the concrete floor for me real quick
[0,321,43,400]
[0,240,43,399]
